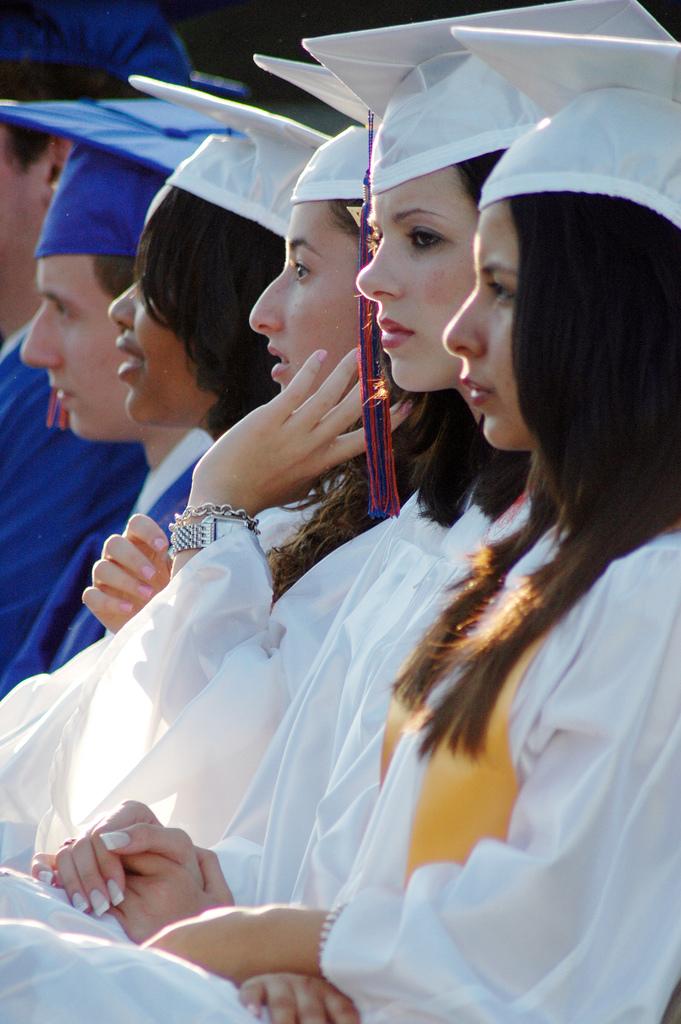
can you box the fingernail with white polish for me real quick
[72,891,89,913]
[89,889,110,917]
[37,870,53,886]
[107,879,125,907]
[245,1006,261,1019]
[100,830,130,851]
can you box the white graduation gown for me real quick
[1,531,681,1020]
[320,530,681,1022]
[293,498,526,910]
[0,504,380,867]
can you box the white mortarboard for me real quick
[303,0,671,194]
[292,125,368,204]
[253,54,368,125]
[452,29,681,231]
[130,74,329,236]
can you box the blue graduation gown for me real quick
[0,342,147,677]
[0,462,195,696]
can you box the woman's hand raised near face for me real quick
[187,349,410,519]
[82,514,170,632]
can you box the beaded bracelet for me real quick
[169,502,260,535]
[318,904,346,979]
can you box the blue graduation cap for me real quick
[0,96,231,256]
[0,0,195,84]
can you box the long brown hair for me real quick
[396,193,681,756]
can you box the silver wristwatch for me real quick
[168,515,239,558]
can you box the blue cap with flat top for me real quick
[0,0,200,84]
[0,96,231,257]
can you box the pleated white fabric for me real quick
[213,494,518,907]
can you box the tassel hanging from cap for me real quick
[357,111,400,519]
[46,386,68,430]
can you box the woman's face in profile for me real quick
[444,200,533,453]
[111,283,215,430]
[249,200,359,390]
[357,166,478,395]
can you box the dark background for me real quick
[177,1,681,131]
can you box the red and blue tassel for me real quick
[357,111,400,519]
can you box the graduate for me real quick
[84,64,376,631]
[0,97,234,695]
[82,70,369,632]
[0,0,224,673]
[86,185,282,632]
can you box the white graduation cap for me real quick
[452,29,681,230]
[303,0,671,194]
[130,74,329,236]
[253,54,368,125]
[292,125,368,204]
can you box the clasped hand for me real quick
[31,800,233,942]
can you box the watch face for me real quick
[214,517,235,540]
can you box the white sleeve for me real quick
[37,519,384,853]
[323,543,681,1023]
